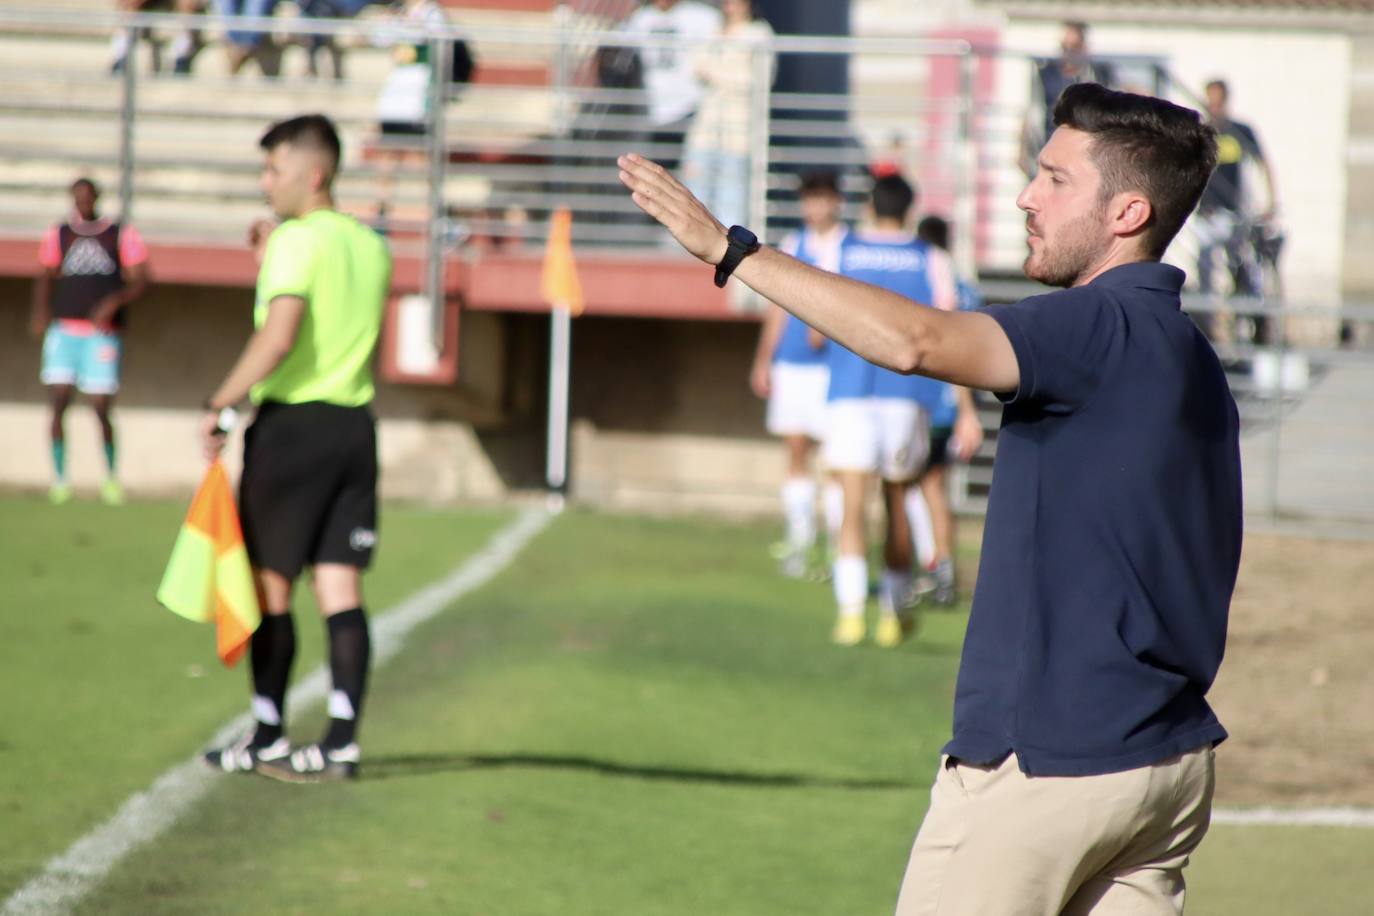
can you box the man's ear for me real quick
[1110,191,1153,238]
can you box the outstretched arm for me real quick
[618,154,1019,393]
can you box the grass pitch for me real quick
[2,498,1370,914]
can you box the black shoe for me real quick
[255,743,360,784]
[203,734,291,773]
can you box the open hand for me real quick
[617,153,729,266]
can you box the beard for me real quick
[1022,206,1108,288]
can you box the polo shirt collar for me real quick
[1087,261,1185,298]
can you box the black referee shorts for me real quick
[239,400,378,580]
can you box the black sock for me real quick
[323,607,370,749]
[249,613,296,745]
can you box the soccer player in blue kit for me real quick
[822,174,958,647]
[750,171,849,576]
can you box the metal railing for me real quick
[0,9,990,279]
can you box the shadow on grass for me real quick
[362,751,920,792]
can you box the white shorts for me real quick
[766,362,829,440]
[822,397,930,481]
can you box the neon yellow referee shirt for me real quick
[251,209,392,407]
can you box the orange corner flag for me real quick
[157,461,261,667]
[541,207,584,316]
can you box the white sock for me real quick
[327,688,356,721]
[111,31,130,60]
[833,554,868,617]
[781,477,817,552]
[823,481,844,548]
[906,488,936,571]
[251,694,282,727]
[879,568,911,617]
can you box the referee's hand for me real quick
[199,410,228,461]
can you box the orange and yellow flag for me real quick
[541,206,584,316]
[157,461,261,666]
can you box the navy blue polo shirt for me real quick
[945,261,1243,777]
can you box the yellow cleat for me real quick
[832,614,866,647]
[100,479,126,506]
[875,615,905,648]
[48,483,73,506]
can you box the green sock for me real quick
[104,439,117,477]
[52,440,67,482]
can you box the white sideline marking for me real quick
[1212,806,1374,829]
[2,508,554,916]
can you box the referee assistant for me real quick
[201,114,392,783]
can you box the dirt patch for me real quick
[1210,531,1374,807]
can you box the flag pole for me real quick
[541,205,582,496]
[546,305,571,492]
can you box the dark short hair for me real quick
[1205,78,1228,98]
[1053,83,1218,259]
[71,176,99,196]
[798,170,841,197]
[916,215,950,251]
[259,114,342,176]
[870,174,916,221]
[1063,20,1088,38]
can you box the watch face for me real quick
[728,225,758,247]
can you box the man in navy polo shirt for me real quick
[620,81,1238,914]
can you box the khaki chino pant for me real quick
[894,746,1215,916]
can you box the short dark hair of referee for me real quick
[200,113,394,783]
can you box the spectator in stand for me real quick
[110,0,206,75]
[294,0,375,80]
[1193,78,1279,340]
[682,0,774,231]
[869,132,908,181]
[1021,21,1115,174]
[29,178,150,506]
[622,0,722,173]
[215,0,284,76]
[372,0,455,228]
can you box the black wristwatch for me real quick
[714,225,761,288]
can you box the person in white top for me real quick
[622,0,722,171]
[682,0,775,230]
